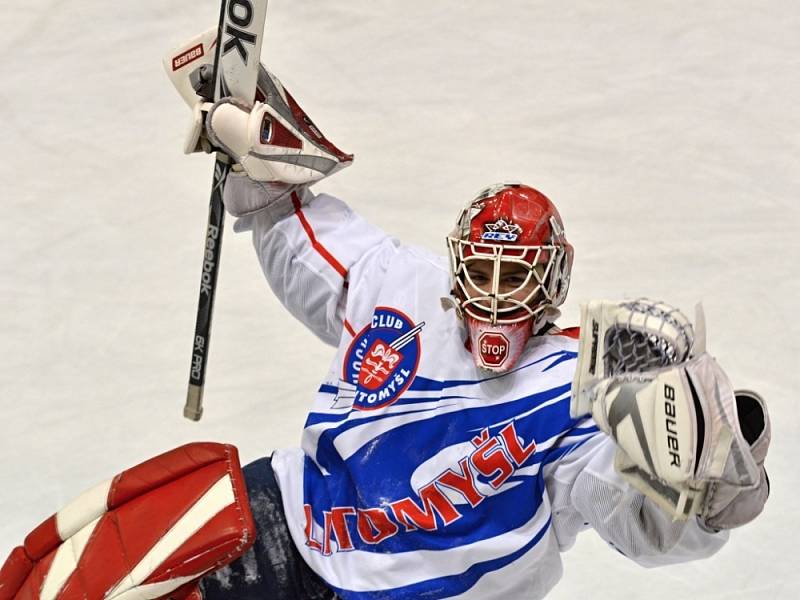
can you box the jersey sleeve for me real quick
[543,420,729,567]
[233,190,398,346]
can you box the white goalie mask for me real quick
[446,183,574,372]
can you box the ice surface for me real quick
[0,1,797,598]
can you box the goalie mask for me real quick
[446,182,574,372]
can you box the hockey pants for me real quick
[200,456,338,600]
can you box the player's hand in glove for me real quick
[570,299,770,529]
[0,443,255,600]
[186,67,353,217]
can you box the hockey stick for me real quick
[184,0,269,421]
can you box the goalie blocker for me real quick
[570,299,770,529]
[0,443,255,600]
[182,66,353,218]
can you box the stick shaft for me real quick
[184,0,269,420]
[185,157,229,420]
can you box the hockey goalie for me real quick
[0,36,770,600]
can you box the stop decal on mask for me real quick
[478,331,509,367]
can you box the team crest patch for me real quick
[343,307,425,411]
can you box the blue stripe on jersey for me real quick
[408,350,576,392]
[564,425,601,438]
[541,435,597,467]
[311,352,576,421]
[329,516,554,600]
[306,377,571,433]
[389,393,481,407]
[542,351,578,372]
[304,394,488,428]
[314,383,571,459]
[307,404,443,430]
[304,411,353,427]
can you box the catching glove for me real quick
[570,299,770,528]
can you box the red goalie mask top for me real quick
[465,186,561,247]
[446,182,574,372]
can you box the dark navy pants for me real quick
[201,456,338,600]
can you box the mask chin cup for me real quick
[466,316,534,373]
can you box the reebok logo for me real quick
[200,224,220,296]
[223,0,256,63]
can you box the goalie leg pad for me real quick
[0,443,256,600]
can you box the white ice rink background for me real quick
[1,1,797,598]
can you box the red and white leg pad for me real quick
[0,443,255,600]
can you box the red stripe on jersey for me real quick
[344,319,356,337]
[291,192,348,278]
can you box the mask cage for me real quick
[446,237,567,325]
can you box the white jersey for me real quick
[235,192,727,600]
